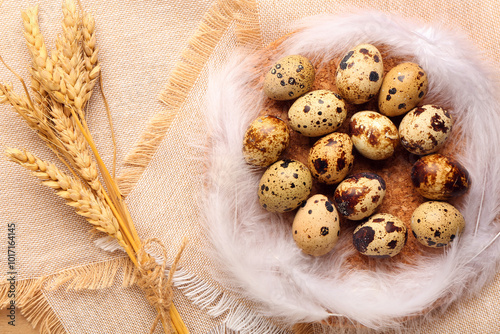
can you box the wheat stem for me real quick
[99,76,116,180]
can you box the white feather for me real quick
[94,235,125,253]
[201,11,500,330]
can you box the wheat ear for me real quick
[6,148,125,247]
[22,6,60,102]
[82,12,100,105]
[55,0,89,114]
[49,102,104,195]
[0,83,53,140]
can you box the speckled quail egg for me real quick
[263,55,315,101]
[334,172,386,220]
[349,111,399,160]
[399,105,453,155]
[288,90,347,137]
[411,201,465,248]
[242,115,290,167]
[411,154,471,200]
[308,132,354,184]
[292,194,340,256]
[378,62,428,117]
[353,213,407,258]
[335,44,384,104]
[258,159,313,213]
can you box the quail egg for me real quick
[399,105,453,155]
[411,154,471,200]
[308,132,354,184]
[336,44,384,104]
[292,194,340,256]
[349,111,399,160]
[263,55,315,101]
[258,159,313,213]
[243,115,290,167]
[411,201,465,248]
[378,62,428,117]
[353,213,407,258]
[288,90,347,137]
[334,172,386,220]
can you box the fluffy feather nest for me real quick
[201,11,500,330]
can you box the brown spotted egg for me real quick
[288,90,347,137]
[399,105,453,155]
[411,201,465,248]
[243,115,290,167]
[378,62,428,117]
[258,159,313,213]
[335,44,384,104]
[353,213,407,258]
[349,111,399,160]
[411,154,471,200]
[263,55,315,101]
[334,172,386,220]
[308,132,354,184]
[292,194,340,256]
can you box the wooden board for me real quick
[0,308,38,334]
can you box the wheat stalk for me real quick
[5,148,126,247]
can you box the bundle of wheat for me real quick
[0,1,188,333]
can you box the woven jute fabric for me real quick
[1,0,500,333]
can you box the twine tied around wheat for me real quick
[136,238,188,334]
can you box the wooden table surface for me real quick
[0,308,38,334]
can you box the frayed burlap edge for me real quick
[234,0,264,48]
[1,280,67,334]
[116,0,261,196]
[0,257,137,334]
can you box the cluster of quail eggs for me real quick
[242,43,471,259]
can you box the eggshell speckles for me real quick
[264,55,315,101]
[353,213,407,258]
[411,154,471,200]
[288,90,347,137]
[378,62,428,117]
[258,159,313,213]
[349,111,399,160]
[336,44,384,104]
[243,115,290,167]
[308,132,354,184]
[399,105,453,155]
[411,201,465,248]
[334,172,386,220]
[292,194,340,256]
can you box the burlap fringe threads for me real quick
[0,238,187,334]
[0,279,67,334]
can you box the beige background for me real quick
[1,0,500,333]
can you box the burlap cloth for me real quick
[1,0,500,333]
